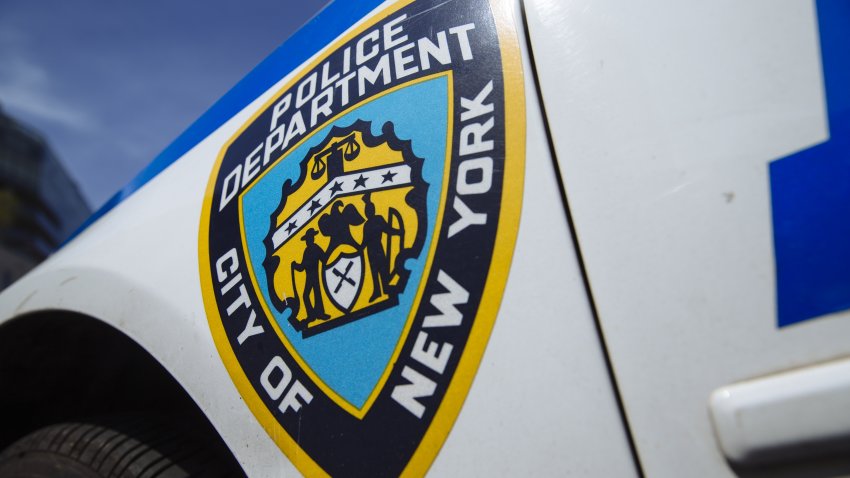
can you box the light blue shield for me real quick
[241,75,449,411]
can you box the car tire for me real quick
[0,416,244,478]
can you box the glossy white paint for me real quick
[710,357,850,465]
[0,1,638,475]
[526,0,850,476]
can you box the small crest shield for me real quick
[323,251,363,312]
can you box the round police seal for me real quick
[199,0,524,475]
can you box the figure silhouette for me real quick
[362,193,401,301]
[291,228,329,321]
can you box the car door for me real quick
[526,0,850,476]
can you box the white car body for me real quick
[1,0,848,476]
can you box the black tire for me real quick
[0,416,245,478]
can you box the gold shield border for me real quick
[198,0,525,475]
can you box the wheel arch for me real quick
[0,309,231,459]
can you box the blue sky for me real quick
[0,0,328,208]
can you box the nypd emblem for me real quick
[263,120,427,337]
[199,0,524,475]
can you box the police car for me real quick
[1,0,849,476]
